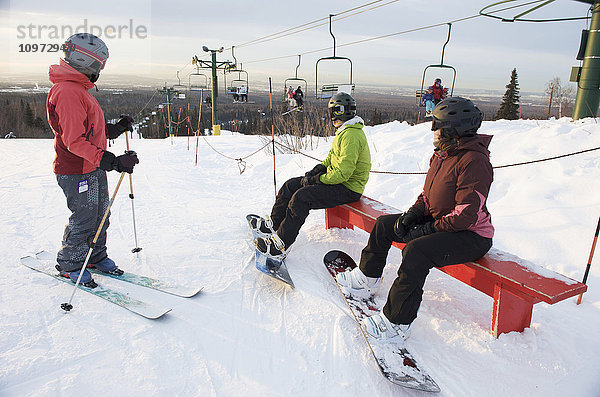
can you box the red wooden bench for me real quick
[325,196,587,337]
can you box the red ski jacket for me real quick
[46,60,108,175]
[426,84,448,102]
[412,134,494,239]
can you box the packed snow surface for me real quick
[1,117,599,396]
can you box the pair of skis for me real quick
[245,214,439,393]
[21,251,201,319]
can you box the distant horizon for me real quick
[0,72,550,98]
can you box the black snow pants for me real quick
[271,176,361,248]
[56,168,110,272]
[358,214,492,325]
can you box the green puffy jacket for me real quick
[320,118,371,194]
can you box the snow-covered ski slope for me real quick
[1,118,599,396]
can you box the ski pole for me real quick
[125,132,142,253]
[577,216,599,305]
[61,172,126,312]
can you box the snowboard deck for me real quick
[246,214,294,288]
[323,250,440,393]
[35,251,202,298]
[20,255,171,319]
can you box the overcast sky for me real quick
[0,0,593,93]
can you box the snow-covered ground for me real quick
[1,117,599,396]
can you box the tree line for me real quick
[0,79,573,139]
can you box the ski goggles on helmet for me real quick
[329,104,346,118]
[63,42,107,71]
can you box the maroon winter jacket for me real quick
[412,134,494,238]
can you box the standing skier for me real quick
[46,33,139,288]
[337,97,493,340]
[253,92,371,260]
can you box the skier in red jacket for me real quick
[337,97,493,340]
[46,33,139,288]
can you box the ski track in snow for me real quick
[1,119,600,396]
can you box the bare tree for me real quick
[545,77,575,118]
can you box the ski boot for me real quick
[88,257,124,276]
[56,265,98,289]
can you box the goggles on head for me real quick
[330,104,346,118]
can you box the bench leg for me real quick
[491,282,534,337]
[325,207,353,230]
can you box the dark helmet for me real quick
[328,92,356,122]
[431,97,483,138]
[434,78,442,85]
[63,33,109,83]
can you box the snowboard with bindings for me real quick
[20,255,172,319]
[323,250,440,393]
[246,214,294,287]
[35,251,202,298]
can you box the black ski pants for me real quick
[358,214,492,325]
[271,176,362,248]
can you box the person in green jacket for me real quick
[254,92,371,259]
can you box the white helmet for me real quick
[63,33,109,82]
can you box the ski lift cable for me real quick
[242,14,482,65]
[231,0,401,50]
[240,0,588,66]
[135,90,159,122]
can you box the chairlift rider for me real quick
[286,86,296,107]
[294,86,304,109]
[422,78,448,117]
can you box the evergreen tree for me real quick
[24,102,35,127]
[495,68,520,120]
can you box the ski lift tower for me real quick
[158,83,179,139]
[192,47,234,135]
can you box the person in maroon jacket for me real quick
[337,97,493,340]
[46,33,139,288]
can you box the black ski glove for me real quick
[301,173,323,187]
[402,207,424,228]
[400,222,436,244]
[106,115,134,139]
[99,150,139,174]
[393,213,408,240]
[305,163,327,178]
[114,151,139,173]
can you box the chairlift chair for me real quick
[224,47,250,101]
[173,70,188,93]
[188,69,209,91]
[416,23,456,107]
[315,14,354,100]
[283,55,308,102]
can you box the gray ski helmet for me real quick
[431,97,483,138]
[328,92,357,122]
[63,33,109,82]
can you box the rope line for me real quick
[273,140,600,174]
